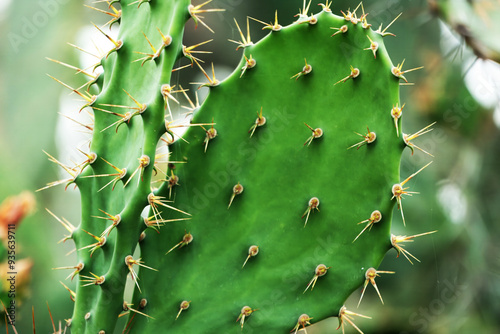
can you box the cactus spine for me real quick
[42,1,435,333]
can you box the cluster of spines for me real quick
[40,1,438,333]
[145,2,437,333]
[40,0,224,332]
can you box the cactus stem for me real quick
[148,193,191,223]
[249,11,282,32]
[233,17,251,45]
[337,305,371,334]
[375,12,402,37]
[340,10,353,22]
[248,107,266,137]
[403,122,436,157]
[358,267,395,307]
[123,155,150,188]
[242,245,259,268]
[134,29,172,65]
[334,66,360,85]
[240,54,256,77]
[364,36,379,58]
[167,170,180,198]
[296,0,315,24]
[83,4,121,28]
[119,302,154,319]
[200,122,217,152]
[52,262,84,281]
[60,281,76,302]
[144,215,190,232]
[178,85,201,116]
[75,149,97,170]
[228,183,244,208]
[291,58,312,80]
[331,24,348,37]
[304,264,331,293]
[172,63,193,73]
[79,230,106,257]
[391,60,424,82]
[134,32,159,65]
[139,298,148,309]
[318,1,332,13]
[298,0,313,18]
[391,103,405,136]
[161,84,184,113]
[193,61,220,88]
[158,28,173,48]
[229,18,253,50]
[46,208,76,243]
[129,0,150,9]
[302,197,320,227]
[292,313,312,334]
[236,306,258,329]
[188,0,225,34]
[121,89,147,113]
[93,107,132,133]
[166,232,194,255]
[80,272,106,287]
[303,123,323,146]
[353,210,382,243]
[92,22,123,56]
[165,120,207,145]
[342,3,362,25]
[391,231,437,264]
[347,127,376,150]
[391,162,432,226]
[84,158,127,191]
[176,301,191,320]
[304,13,318,25]
[93,209,121,237]
[125,256,158,293]
[183,39,213,64]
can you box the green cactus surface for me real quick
[41,1,434,333]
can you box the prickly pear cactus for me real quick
[42,1,435,333]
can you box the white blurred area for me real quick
[440,21,500,128]
[437,182,467,225]
[0,0,12,21]
[435,21,499,225]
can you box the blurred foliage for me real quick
[431,0,500,63]
[0,0,499,333]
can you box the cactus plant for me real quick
[39,1,436,333]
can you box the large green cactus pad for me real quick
[132,9,403,333]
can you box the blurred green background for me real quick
[0,0,499,332]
